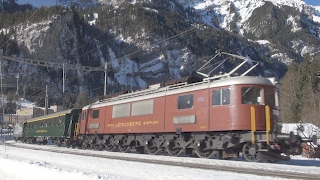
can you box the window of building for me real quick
[241,86,263,104]
[92,109,99,119]
[212,88,230,105]
[178,94,194,110]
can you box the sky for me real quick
[304,0,320,6]
[1,139,320,180]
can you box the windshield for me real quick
[241,86,263,105]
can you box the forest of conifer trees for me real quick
[280,54,320,126]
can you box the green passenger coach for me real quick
[23,108,82,146]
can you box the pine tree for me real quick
[62,91,74,110]
[74,91,88,108]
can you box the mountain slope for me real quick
[1,0,319,107]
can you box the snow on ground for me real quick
[1,138,320,180]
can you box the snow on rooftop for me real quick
[18,98,35,108]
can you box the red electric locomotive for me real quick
[78,51,316,162]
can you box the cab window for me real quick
[241,86,263,104]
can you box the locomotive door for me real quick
[79,109,90,134]
[209,86,233,131]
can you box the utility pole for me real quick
[104,62,107,96]
[23,85,26,99]
[0,49,6,141]
[15,73,19,95]
[44,85,48,115]
[63,63,65,93]
[0,49,3,131]
[15,73,19,126]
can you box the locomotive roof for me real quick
[212,76,275,87]
[82,75,276,110]
[26,108,82,123]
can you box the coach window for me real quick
[212,88,230,105]
[92,109,100,119]
[178,94,194,109]
[242,86,263,104]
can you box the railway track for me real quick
[2,142,318,180]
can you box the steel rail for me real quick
[3,143,317,180]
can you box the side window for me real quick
[92,109,99,119]
[265,87,275,106]
[242,86,263,104]
[212,88,230,105]
[178,94,194,110]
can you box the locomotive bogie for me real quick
[75,130,295,161]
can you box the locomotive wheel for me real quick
[194,149,218,159]
[93,144,102,151]
[82,142,88,150]
[166,147,183,156]
[104,137,118,152]
[145,145,161,155]
[106,144,118,152]
[118,144,131,153]
[242,143,261,162]
[145,140,161,155]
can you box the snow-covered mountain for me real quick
[179,0,320,33]
[3,0,320,104]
